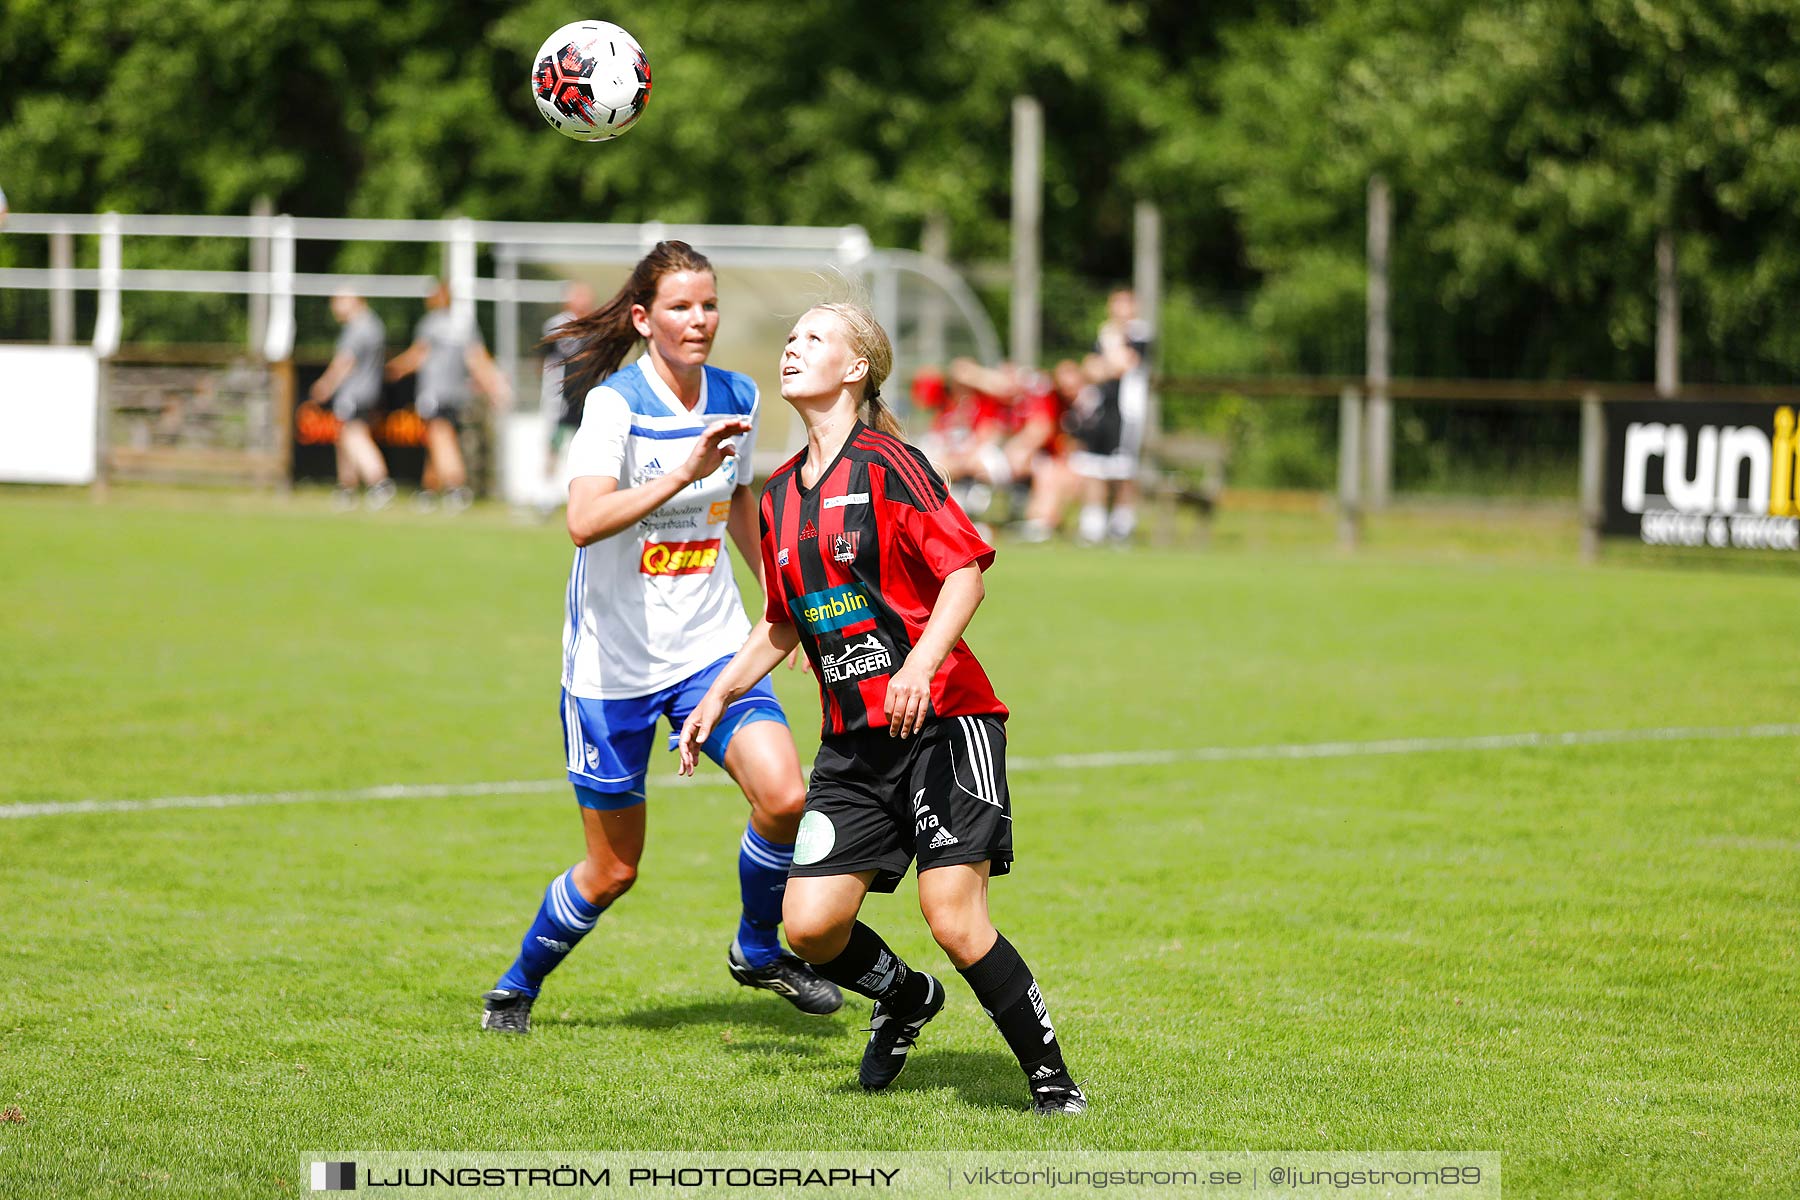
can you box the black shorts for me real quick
[333,395,380,424]
[418,395,466,431]
[790,715,1014,893]
[1070,382,1124,456]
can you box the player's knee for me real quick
[782,902,852,964]
[585,858,638,904]
[920,900,992,964]
[751,781,806,828]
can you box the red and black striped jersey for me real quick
[759,422,1006,736]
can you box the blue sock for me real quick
[735,824,793,969]
[495,867,606,997]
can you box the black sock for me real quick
[957,932,1072,1086]
[811,921,932,1015]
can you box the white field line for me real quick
[1021,722,1800,769]
[3,722,1797,822]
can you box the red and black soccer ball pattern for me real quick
[621,44,651,125]
[534,42,600,125]
[534,39,652,132]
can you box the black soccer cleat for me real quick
[1030,1080,1089,1117]
[727,943,845,1016]
[480,988,534,1034]
[859,975,944,1091]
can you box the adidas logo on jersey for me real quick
[800,520,818,539]
[928,827,960,849]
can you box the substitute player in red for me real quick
[679,302,1085,1116]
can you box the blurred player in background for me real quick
[309,290,395,510]
[929,359,1015,523]
[679,302,1086,1116]
[385,281,511,511]
[540,280,598,513]
[480,241,842,1034]
[922,359,1074,538]
[1015,359,1090,541]
[918,358,1011,495]
[1069,287,1152,544]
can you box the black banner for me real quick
[291,365,427,484]
[1602,400,1800,551]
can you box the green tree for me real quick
[1205,0,1800,383]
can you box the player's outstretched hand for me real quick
[884,658,933,739]
[682,418,753,483]
[678,692,726,776]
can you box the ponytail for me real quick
[811,301,902,435]
[547,240,713,398]
[863,385,905,437]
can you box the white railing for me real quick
[0,212,1001,369]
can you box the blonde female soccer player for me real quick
[679,303,1085,1115]
[480,242,841,1032]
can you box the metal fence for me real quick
[1159,374,1800,559]
[0,211,1002,372]
[0,210,1007,490]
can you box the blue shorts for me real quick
[560,655,787,809]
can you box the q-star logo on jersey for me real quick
[640,539,721,576]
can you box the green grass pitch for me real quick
[1,488,1795,1197]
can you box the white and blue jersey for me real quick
[562,353,761,699]
[559,354,784,799]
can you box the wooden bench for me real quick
[106,447,286,487]
[1144,432,1228,545]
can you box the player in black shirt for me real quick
[679,302,1085,1115]
[1070,287,1152,543]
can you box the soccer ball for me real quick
[531,21,652,142]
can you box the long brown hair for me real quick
[810,302,903,437]
[551,240,714,397]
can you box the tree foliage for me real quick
[0,1,1235,276]
[1208,0,1800,380]
[5,1,1800,382]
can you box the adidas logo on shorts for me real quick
[928,827,959,849]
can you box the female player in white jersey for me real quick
[481,241,841,1031]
